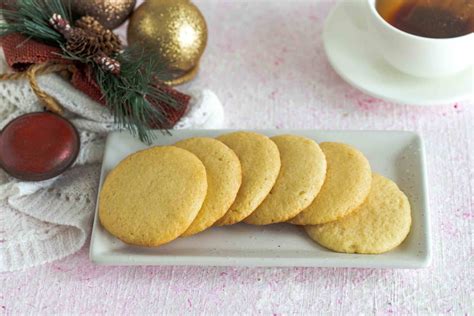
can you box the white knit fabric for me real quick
[0,50,224,272]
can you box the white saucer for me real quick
[323,1,473,106]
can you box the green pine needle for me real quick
[0,0,71,43]
[95,47,183,144]
[0,0,186,144]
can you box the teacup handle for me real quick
[344,0,370,30]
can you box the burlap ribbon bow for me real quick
[0,33,190,127]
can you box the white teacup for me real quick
[348,0,474,78]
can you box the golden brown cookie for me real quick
[244,135,326,225]
[290,142,372,225]
[99,146,207,247]
[305,173,412,254]
[175,137,242,236]
[215,131,281,226]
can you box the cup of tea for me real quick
[351,0,474,78]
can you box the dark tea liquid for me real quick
[376,0,474,38]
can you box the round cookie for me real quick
[99,146,207,247]
[215,131,281,226]
[290,142,372,225]
[175,137,242,236]
[305,174,412,254]
[244,135,327,225]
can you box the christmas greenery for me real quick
[0,0,71,43]
[0,0,185,143]
[96,48,180,143]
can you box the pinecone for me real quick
[94,54,121,75]
[75,16,122,56]
[65,28,101,59]
[50,13,122,75]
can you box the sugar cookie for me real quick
[305,173,412,254]
[244,135,326,225]
[99,146,207,246]
[175,137,242,236]
[290,142,371,225]
[215,131,281,225]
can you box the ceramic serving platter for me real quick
[90,130,431,268]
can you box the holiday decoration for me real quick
[127,0,208,85]
[1,0,16,10]
[0,112,80,181]
[0,0,191,144]
[49,14,122,75]
[50,14,122,74]
[68,0,136,29]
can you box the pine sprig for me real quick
[95,47,183,143]
[0,0,71,43]
[0,0,187,144]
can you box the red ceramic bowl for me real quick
[0,112,80,181]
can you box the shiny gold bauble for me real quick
[127,0,208,85]
[69,0,136,29]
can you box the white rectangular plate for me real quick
[90,130,431,268]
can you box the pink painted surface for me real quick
[1,0,473,314]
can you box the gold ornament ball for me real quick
[69,0,136,29]
[127,0,208,84]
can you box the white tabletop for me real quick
[2,0,473,314]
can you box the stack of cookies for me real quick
[99,131,412,254]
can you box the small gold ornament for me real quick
[69,0,136,29]
[127,0,208,85]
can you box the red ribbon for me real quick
[1,33,190,127]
